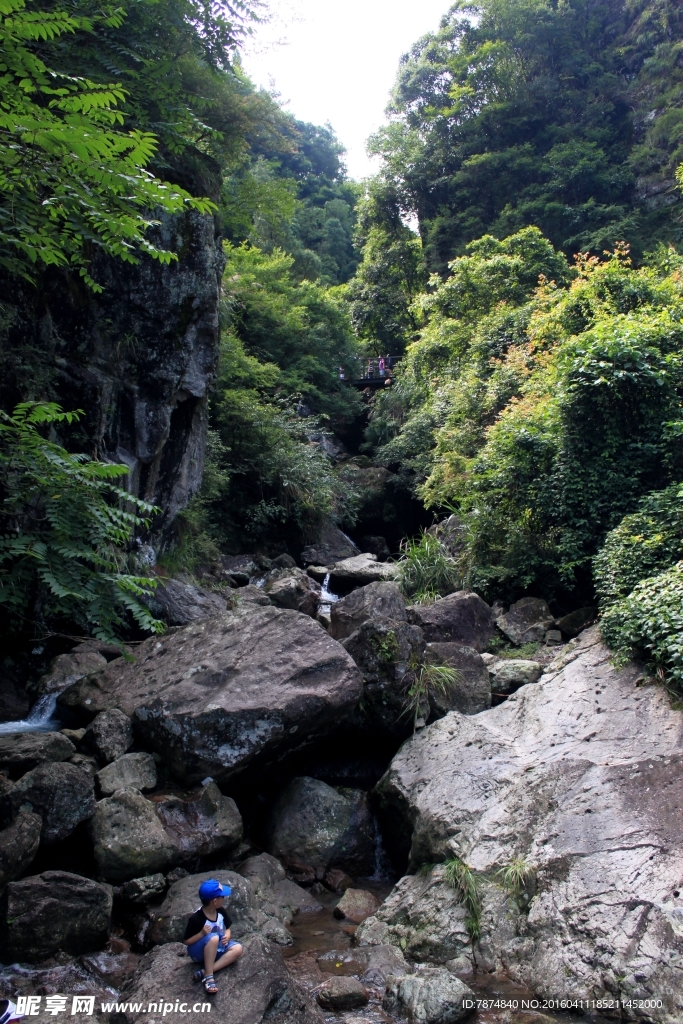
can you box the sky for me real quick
[241,0,450,181]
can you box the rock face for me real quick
[489,659,542,695]
[495,597,555,645]
[0,809,41,888]
[118,936,320,1024]
[83,709,133,764]
[317,976,368,1010]
[301,521,360,567]
[152,781,243,859]
[329,553,398,589]
[408,592,494,651]
[343,619,425,737]
[96,752,158,796]
[148,577,227,626]
[265,569,320,618]
[383,968,474,1024]
[424,644,491,716]
[89,787,178,882]
[329,582,407,640]
[9,761,96,843]
[0,731,75,778]
[1,870,112,962]
[266,777,375,876]
[59,607,362,785]
[372,628,683,1023]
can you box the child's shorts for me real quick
[187,934,239,963]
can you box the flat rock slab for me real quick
[118,936,321,1024]
[374,628,683,1021]
[329,554,398,588]
[58,607,362,785]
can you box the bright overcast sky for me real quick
[241,0,451,181]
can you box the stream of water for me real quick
[0,691,60,735]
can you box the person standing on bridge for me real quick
[378,355,385,377]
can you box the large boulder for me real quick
[96,752,157,796]
[58,607,362,786]
[265,569,320,618]
[301,521,359,567]
[148,870,273,946]
[148,577,227,626]
[383,968,474,1024]
[495,597,555,645]
[89,787,178,882]
[329,553,397,590]
[235,855,319,925]
[151,781,243,859]
[118,935,320,1024]
[0,731,75,779]
[0,809,41,888]
[9,762,96,843]
[372,628,683,1022]
[424,644,491,716]
[82,709,133,764]
[343,619,425,737]
[266,777,375,876]
[1,870,112,963]
[408,592,494,651]
[31,645,111,697]
[329,582,407,641]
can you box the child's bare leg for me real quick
[203,934,220,977]
[213,944,242,972]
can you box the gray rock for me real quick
[118,935,320,1024]
[343,619,425,738]
[235,584,272,606]
[152,781,243,859]
[360,536,391,561]
[267,777,375,876]
[383,968,475,1024]
[333,888,381,923]
[265,569,320,618]
[10,761,96,844]
[424,644,491,716]
[82,709,133,764]
[147,870,262,945]
[238,853,286,894]
[272,554,296,569]
[555,606,596,638]
[330,582,407,640]
[69,753,100,777]
[373,627,683,1021]
[495,597,555,645]
[0,731,75,779]
[489,659,543,695]
[148,577,227,626]
[117,873,167,904]
[236,855,318,925]
[0,809,41,888]
[1,870,112,962]
[408,591,494,650]
[317,976,368,1010]
[96,752,158,796]
[273,879,323,918]
[301,521,360,567]
[361,945,409,989]
[59,607,362,786]
[329,553,398,588]
[89,787,179,882]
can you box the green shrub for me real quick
[594,484,683,606]
[0,403,162,642]
[397,531,463,602]
[600,561,683,692]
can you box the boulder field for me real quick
[358,627,683,1023]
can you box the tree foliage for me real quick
[0,403,162,641]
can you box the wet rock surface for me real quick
[408,592,494,651]
[9,761,96,843]
[329,582,407,641]
[59,607,362,785]
[372,628,683,1020]
[0,731,75,778]
[1,870,112,963]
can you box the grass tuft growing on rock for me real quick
[498,857,534,895]
[404,664,458,727]
[396,532,463,603]
[444,856,481,939]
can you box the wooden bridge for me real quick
[341,357,401,388]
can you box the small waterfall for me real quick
[318,573,340,618]
[0,692,60,735]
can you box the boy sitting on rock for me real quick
[183,879,242,993]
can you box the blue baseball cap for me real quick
[198,879,231,901]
